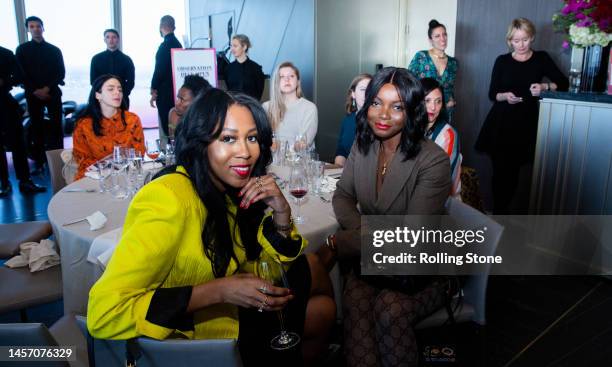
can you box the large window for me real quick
[122,0,186,128]
[0,0,18,51]
[24,0,111,104]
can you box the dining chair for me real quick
[75,316,243,367]
[415,198,504,329]
[46,149,68,194]
[0,222,62,322]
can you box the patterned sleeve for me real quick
[128,113,146,155]
[72,119,96,180]
[408,51,424,75]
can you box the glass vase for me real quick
[571,45,611,93]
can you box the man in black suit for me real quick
[90,29,135,108]
[0,45,46,196]
[150,15,182,144]
[15,15,65,174]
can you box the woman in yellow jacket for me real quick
[87,89,335,365]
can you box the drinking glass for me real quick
[257,260,300,350]
[146,140,160,161]
[310,161,325,194]
[110,164,129,199]
[294,133,308,161]
[165,138,176,165]
[112,145,127,168]
[96,159,112,193]
[288,164,308,224]
[569,68,581,93]
[284,140,298,164]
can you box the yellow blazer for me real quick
[87,166,307,340]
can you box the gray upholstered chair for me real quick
[75,316,243,367]
[415,198,504,329]
[46,149,67,194]
[0,222,62,321]
[0,221,52,259]
[0,323,70,367]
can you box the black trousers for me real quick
[156,91,174,137]
[491,152,533,214]
[25,92,64,165]
[0,95,31,184]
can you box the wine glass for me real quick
[288,164,308,224]
[257,260,300,350]
[294,133,308,161]
[145,140,160,161]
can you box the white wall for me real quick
[405,0,457,62]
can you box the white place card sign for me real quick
[171,48,218,97]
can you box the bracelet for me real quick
[273,216,293,232]
[326,234,337,252]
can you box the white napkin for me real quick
[319,176,339,193]
[87,227,122,269]
[84,170,101,180]
[4,239,61,272]
[87,211,108,231]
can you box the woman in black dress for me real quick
[224,34,266,100]
[475,18,568,213]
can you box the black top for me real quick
[151,33,182,100]
[0,46,22,96]
[224,57,265,100]
[475,51,569,161]
[90,49,135,96]
[15,39,65,95]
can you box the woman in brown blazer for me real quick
[318,67,452,366]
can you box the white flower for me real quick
[569,24,612,47]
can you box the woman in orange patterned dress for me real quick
[72,74,145,179]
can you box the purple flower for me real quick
[576,12,586,19]
[576,19,593,26]
[562,40,570,49]
[562,5,572,14]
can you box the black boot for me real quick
[19,179,46,194]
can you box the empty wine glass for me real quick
[257,260,300,350]
[294,133,308,160]
[288,164,308,224]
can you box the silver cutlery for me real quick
[63,188,96,193]
[319,195,331,203]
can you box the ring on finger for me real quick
[259,284,268,294]
[257,296,269,312]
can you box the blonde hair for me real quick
[232,34,251,53]
[345,73,372,114]
[506,18,536,50]
[267,61,303,131]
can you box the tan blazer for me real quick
[332,138,451,259]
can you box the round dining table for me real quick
[47,166,341,316]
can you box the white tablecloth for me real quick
[47,170,340,316]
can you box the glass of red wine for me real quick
[145,140,160,161]
[288,165,308,224]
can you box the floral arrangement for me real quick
[553,0,612,48]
